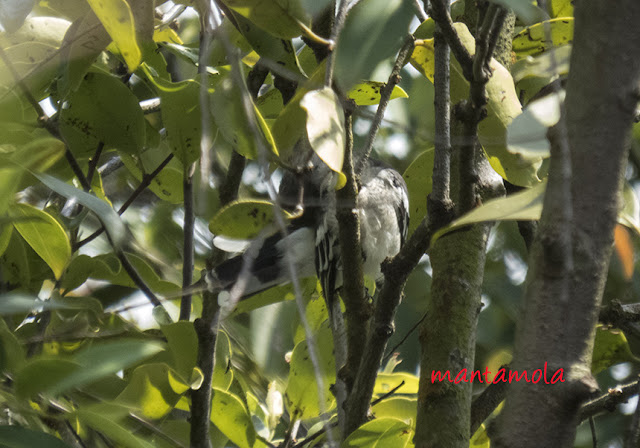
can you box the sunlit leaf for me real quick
[86,0,141,71]
[411,23,542,186]
[334,0,414,90]
[548,0,573,18]
[470,424,491,448]
[210,388,257,448]
[373,372,419,395]
[347,82,408,106]
[161,321,198,379]
[513,18,574,58]
[342,418,414,448]
[300,87,346,188]
[9,203,70,279]
[371,397,417,425]
[209,200,291,239]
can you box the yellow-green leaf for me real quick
[210,388,256,448]
[373,372,419,395]
[342,418,414,448]
[513,18,574,58]
[592,325,638,374]
[86,0,141,71]
[347,82,408,106]
[220,0,310,40]
[403,148,434,235]
[9,203,70,279]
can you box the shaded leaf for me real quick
[221,0,310,40]
[60,72,145,156]
[209,200,291,239]
[34,173,128,248]
[286,322,335,420]
[0,425,72,448]
[334,0,414,90]
[489,0,546,24]
[76,407,154,448]
[592,326,638,374]
[402,148,434,235]
[9,203,71,279]
[161,321,198,379]
[511,45,571,83]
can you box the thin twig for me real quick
[589,416,597,448]
[180,166,195,321]
[355,36,415,175]
[86,142,104,185]
[116,250,163,308]
[382,312,427,364]
[428,0,473,81]
[580,378,640,421]
[74,153,175,249]
[65,149,92,192]
[370,380,406,406]
[324,0,351,87]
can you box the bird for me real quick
[205,157,410,316]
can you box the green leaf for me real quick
[34,173,128,248]
[161,321,198,379]
[210,76,278,160]
[0,293,97,315]
[347,82,408,106]
[0,229,30,288]
[60,72,145,157]
[511,45,571,83]
[619,183,640,235]
[592,325,638,374]
[286,322,335,420]
[209,200,291,239]
[119,150,184,204]
[433,181,546,243]
[116,363,189,419]
[334,0,414,90]
[0,317,25,374]
[15,339,164,398]
[76,407,154,448]
[402,148,434,235]
[210,388,257,448]
[0,17,70,100]
[342,418,414,448]
[373,372,419,395]
[301,87,346,188]
[9,203,70,279]
[86,0,141,71]
[58,10,111,98]
[371,397,417,426]
[411,23,543,186]
[513,18,574,58]
[213,330,234,390]
[0,425,72,448]
[143,71,202,166]
[548,0,573,18]
[488,0,546,24]
[0,223,12,257]
[220,0,310,40]
[507,90,564,159]
[470,424,491,448]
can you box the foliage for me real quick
[0,0,638,447]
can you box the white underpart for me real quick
[276,226,317,280]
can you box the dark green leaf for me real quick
[0,425,72,448]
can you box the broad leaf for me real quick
[371,397,417,425]
[76,407,154,448]
[373,372,419,395]
[60,72,145,156]
[86,0,141,71]
[209,200,291,239]
[300,87,346,188]
[9,203,71,279]
[342,418,414,448]
[0,425,72,448]
[411,23,543,186]
[592,326,638,374]
[489,0,546,24]
[285,322,335,420]
[334,0,414,90]
[220,0,310,39]
[403,148,434,235]
[513,18,574,58]
[35,173,128,248]
[347,82,408,106]
[210,388,257,448]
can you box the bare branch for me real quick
[428,0,473,81]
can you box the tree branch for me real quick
[180,166,195,321]
[74,153,175,250]
[428,0,474,81]
[355,36,415,175]
[580,379,640,422]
